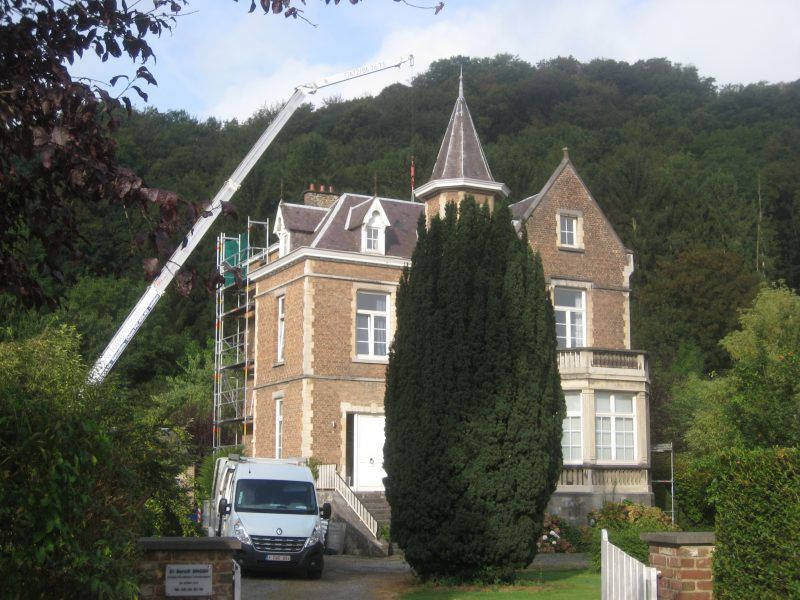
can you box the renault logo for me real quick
[276,528,282,536]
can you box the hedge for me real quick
[714,448,800,599]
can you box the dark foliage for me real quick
[0,327,196,596]
[384,199,564,582]
[713,448,800,599]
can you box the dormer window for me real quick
[366,221,380,251]
[361,202,389,254]
[274,211,290,258]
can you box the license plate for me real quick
[267,554,291,562]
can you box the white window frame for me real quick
[561,391,582,464]
[274,211,290,258]
[594,392,636,463]
[360,200,389,255]
[355,291,390,359]
[554,287,586,349]
[557,211,583,250]
[275,396,284,459]
[276,295,285,363]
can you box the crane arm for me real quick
[88,55,413,383]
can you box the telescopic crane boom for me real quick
[88,55,414,384]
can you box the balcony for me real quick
[558,465,650,491]
[557,348,648,380]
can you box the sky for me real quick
[74,0,800,122]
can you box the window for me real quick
[278,230,290,257]
[275,397,283,459]
[557,212,583,250]
[561,392,582,462]
[595,392,635,461]
[274,212,290,257]
[560,214,577,246]
[356,292,389,357]
[366,224,379,251]
[362,210,386,254]
[276,295,285,362]
[554,287,585,349]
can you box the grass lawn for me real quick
[399,568,600,599]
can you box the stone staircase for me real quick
[355,491,391,530]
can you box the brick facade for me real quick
[642,532,716,600]
[233,81,650,520]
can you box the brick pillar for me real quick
[641,532,715,600]
[138,537,242,600]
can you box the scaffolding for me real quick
[651,442,675,523]
[213,218,270,450]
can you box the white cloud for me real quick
[71,0,800,119]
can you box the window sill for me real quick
[273,360,285,368]
[353,356,389,364]
[557,245,585,253]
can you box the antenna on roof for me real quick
[279,177,284,202]
[373,172,379,197]
[459,64,464,98]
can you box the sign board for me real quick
[165,564,213,597]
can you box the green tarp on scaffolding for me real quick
[223,233,248,287]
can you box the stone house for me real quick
[220,76,651,525]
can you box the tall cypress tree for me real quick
[384,198,564,582]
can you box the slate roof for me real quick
[280,194,423,259]
[428,73,495,183]
[509,194,540,222]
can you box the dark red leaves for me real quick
[175,269,196,297]
[143,258,160,280]
[220,201,238,219]
[135,66,157,86]
[206,273,227,293]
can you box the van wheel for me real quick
[306,568,323,580]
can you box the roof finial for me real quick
[459,64,464,99]
[562,147,569,161]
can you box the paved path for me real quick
[241,553,589,599]
[241,554,415,600]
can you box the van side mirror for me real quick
[320,502,332,520]
[218,497,231,516]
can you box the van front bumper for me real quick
[235,540,324,573]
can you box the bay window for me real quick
[595,392,635,461]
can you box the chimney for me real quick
[303,182,338,209]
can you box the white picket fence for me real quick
[601,529,658,599]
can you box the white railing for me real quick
[601,529,658,600]
[317,464,379,538]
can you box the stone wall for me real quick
[641,532,715,600]
[138,537,241,600]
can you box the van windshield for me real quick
[234,479,318,515]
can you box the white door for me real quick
[353,414,386,491]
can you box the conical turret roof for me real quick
[429,71,494,182]
[415,70,509,201]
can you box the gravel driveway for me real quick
[241,554,415,600]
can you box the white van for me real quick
[208,456,332,578]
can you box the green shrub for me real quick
[0,327,196,596]
[586,501,676,571]
[714,448,800,599]
[537,513,583,553]
[674,453,717,528]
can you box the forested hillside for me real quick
[7,54,799,440]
